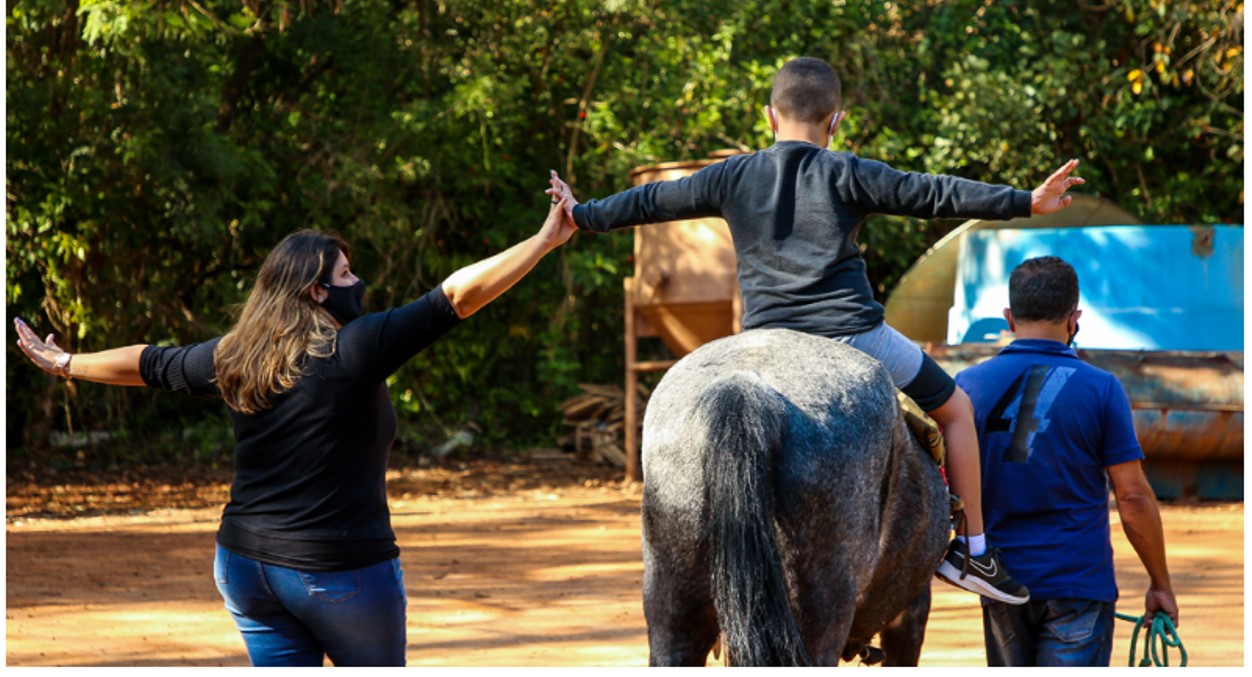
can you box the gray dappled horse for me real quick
[640,328,949,666]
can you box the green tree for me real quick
[7,0,1242,467]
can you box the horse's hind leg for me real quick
[878,586,932,666]
[642,539,719,666]
[791,569,857,665]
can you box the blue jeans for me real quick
[983,598,1115,666]
[213,544,407,666]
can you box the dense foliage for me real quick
[6,0,1243,467]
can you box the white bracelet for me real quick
[53,352,73,379]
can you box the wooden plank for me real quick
[595,442,627,467]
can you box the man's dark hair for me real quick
[770,57,841,125]
[1009,256,1080,323]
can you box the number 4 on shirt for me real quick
[986,365,1076,463]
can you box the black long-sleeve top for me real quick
[140,287,462,570]
[573,141,1032,337]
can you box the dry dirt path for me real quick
[5,460,1244,667]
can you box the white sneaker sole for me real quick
[936,560,1030,605]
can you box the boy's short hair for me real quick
[771,57,842,125]
[1009,256,1080,323]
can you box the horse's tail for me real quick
[697,371,812,666]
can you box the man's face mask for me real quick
[320,279,366,325]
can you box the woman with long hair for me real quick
[13,198,576,666]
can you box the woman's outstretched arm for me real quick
[14,317,148,386]
[441,197,576,318]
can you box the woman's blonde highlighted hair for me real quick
[215,229,348,414]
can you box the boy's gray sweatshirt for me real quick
[572,141,1032,338]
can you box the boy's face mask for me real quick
[320,279,366,325]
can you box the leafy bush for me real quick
[6,0,1242,466]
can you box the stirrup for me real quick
[858,645,884,666]
[949,496,972,580]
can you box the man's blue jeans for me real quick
[213,544,407,666]
[982,597,1115,666]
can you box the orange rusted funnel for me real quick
[627,154,743,356]
[621,152,744,481]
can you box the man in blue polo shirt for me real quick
[955,256,1179,666]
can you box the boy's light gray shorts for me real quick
[834,322,956,412]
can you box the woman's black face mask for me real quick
[320,279,366,325]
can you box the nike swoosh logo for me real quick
[968,557,998,578]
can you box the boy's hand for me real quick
[545,170,579,225]
[1031,159,1084,215]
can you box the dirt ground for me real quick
[5,455,1245,667]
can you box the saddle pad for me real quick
[896,390,946,467]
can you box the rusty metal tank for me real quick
[925,343,1243,499]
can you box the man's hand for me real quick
[1144,586,1180,627]
[545,170,579,226]
[1031,159,1085,215]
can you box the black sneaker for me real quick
[935,539,1030,605]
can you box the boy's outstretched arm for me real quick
[1031,159,1085,215]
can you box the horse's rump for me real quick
[641,328,948,666]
